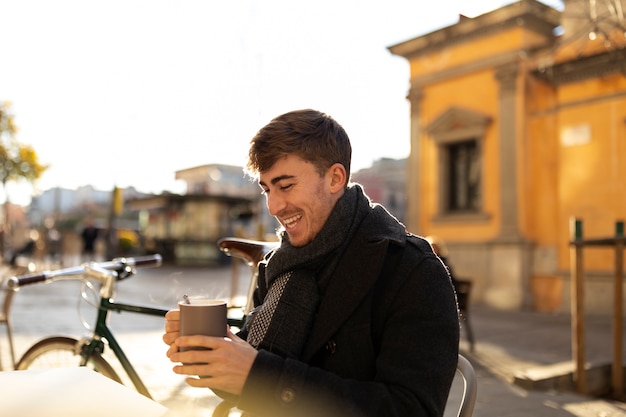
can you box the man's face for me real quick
[259,154,344,247]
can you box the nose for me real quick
[266,192,286,216]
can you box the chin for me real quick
[287,234,310,248]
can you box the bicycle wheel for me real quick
[16,336,122,383]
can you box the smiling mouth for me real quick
[282,213,302,229]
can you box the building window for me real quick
[426,107,490,219]
[447,140,481,212]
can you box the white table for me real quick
[0,367,169,417]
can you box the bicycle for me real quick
[8,254,167,399]
[7,238,277,400]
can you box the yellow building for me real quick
[389,0,626,313]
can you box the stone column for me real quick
[494,64,521,241]
[485,63,533,310]
[406,84,423,234]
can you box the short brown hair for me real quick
[245,109,352,181]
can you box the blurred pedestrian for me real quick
[81,217,99,261]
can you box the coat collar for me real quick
[301,205,406,361]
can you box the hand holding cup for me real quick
[178,297,227,353]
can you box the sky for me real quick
[0,0,562,206]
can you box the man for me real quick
[163,109,460,417]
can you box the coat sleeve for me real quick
[236,242,460,417]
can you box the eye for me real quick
[279,184,294,191]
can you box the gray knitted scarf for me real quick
[245,184,371,359]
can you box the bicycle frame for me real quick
[87,296,168,398]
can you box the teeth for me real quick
[283,214,301,228]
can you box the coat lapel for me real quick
[301,235,389,361]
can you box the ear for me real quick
[328,163,347,193]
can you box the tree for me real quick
[0,101,48,258]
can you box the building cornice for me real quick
[388,0,559,59]
[409,50,526,88]
[533,48,626,85]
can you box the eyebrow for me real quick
[259,174,296,188]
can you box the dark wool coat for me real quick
[235,208,460,417]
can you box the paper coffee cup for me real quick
[178,298,227,352]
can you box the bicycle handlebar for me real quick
[7,254,163,289]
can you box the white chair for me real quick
[455,354,478,417]
[0,286,17,370]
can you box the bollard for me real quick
[616,221,624,237]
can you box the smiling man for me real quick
[163,109,460,417]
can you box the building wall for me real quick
[554,76,626,270]
[391,0,626,313]
[525,69,626,313]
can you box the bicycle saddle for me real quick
[217,237,278,266]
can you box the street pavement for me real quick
[1,262,626,416]
[455,304,626,417]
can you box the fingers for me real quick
[226,326,239,340]
[162,322,180,347]
[172,357,248,394]
[167,335,229,364]
[165,309,180,320]
[163,331,178,346]
[166,343,179,358]
[163,309,180,347]
[185,376,211,388]
[175,335,222,350]
[164,319,180,333]
[164,310,180,332]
